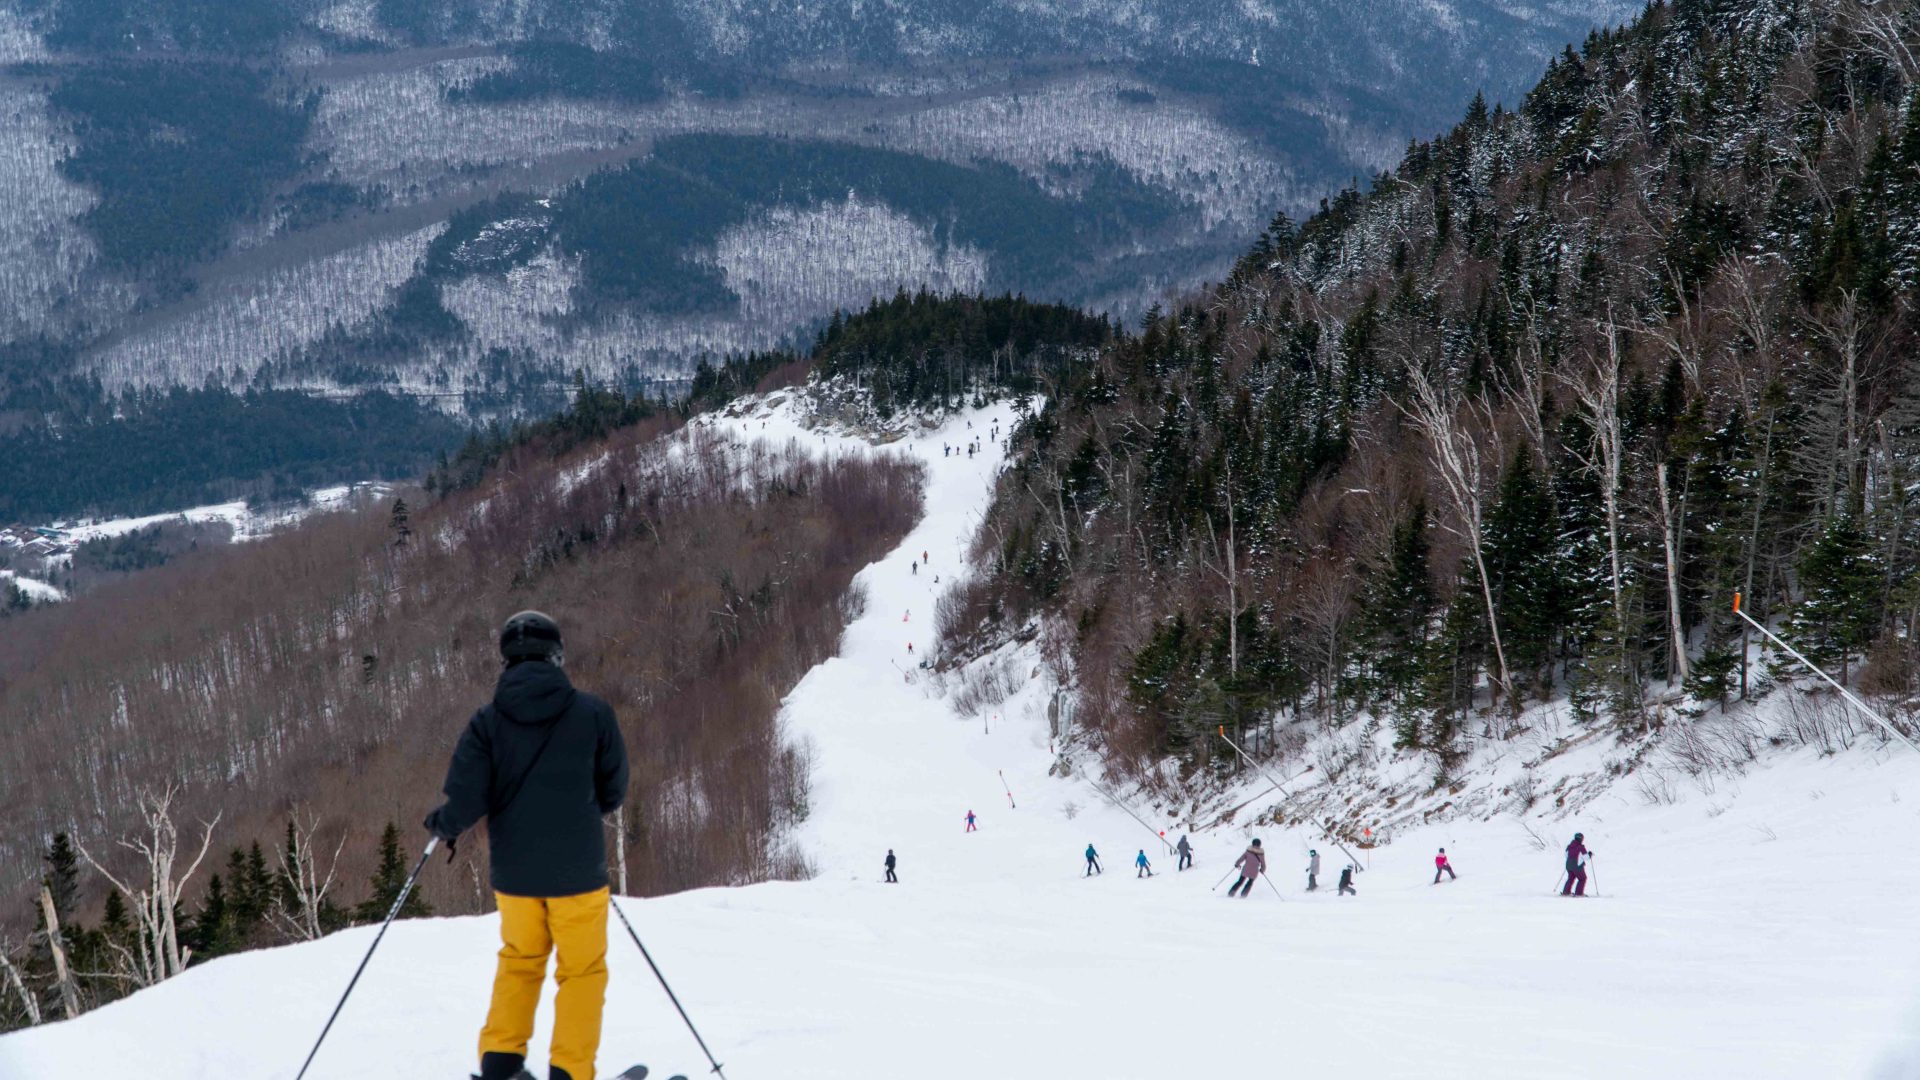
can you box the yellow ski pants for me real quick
[480,887,611,1080]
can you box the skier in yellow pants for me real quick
[425,612,630,1080]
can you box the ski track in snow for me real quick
[5,398,1920,1079]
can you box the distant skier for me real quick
[1433,848,1456,884]
[423,611,627,1080]
[923,550,929,563]
[1136,850,1154,878]
[885,849,898,883]
[912,560,918,575]
[1338,864,1357,896]
[1562,833,1591,897]
[1176,834,1193,871]
[965,810,978,833]
[1227,839,1265,897]
[1085,843,1103,876]
[1306,849,1321,892]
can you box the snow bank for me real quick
[51,483,391,547]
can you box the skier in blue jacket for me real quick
[1085,844,1102,876]
[1135,850,1154,878]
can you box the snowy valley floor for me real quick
[6,404,1920,1079]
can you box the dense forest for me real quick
[396,134,1184,319]
[24,60,314,275]
[0,386,467,521]
[808,290,1115,416]
[958,0,1920,779]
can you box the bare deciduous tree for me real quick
[77,786,219,987]
[274,809,346,942]
[0,938,39,1027]
[1564,321,1630,638]
[1656,463,1691,683]
[1401,363,1515,717]
[36,886,79,1020]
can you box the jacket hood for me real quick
[494,660,577,725]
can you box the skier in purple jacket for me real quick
[1562,833,1591,896]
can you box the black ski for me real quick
[616,1067,688,1080]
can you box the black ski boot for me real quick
[475,1051,536,1080]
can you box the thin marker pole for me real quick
[1731,592,1920,756]
[1083,773,1176,854]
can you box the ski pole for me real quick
[1260,871,1286,902]
[1083,773,1176,854]
[611,897,729,1079]
[295,837,437,1080]
[1211,865,1238,891]
[1732,592,1920,756]
[1587,855,1599,898]
[999,769,1016,809]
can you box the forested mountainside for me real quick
[0,291,1125,1028]
[0,0,1630,520]
[958,0,1920,779]
[0,398,920,1028]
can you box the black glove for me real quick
[423,806,460,844]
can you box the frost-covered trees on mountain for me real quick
[714,196,990,334]
[875,76,1296,232]
[967,0,1920,776]
[91,226,442,390]
[0,0,1631,426]
[0,88,98,342]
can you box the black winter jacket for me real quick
[429,661,629,897]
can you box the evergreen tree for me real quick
[1482,452,1560,697]
[357,822,431,922]
[1409,590,1484,765]
[41,834,80,932]
[1784,514,1883,682]
[389,497,412,546]
[1358,502,1434,710]
[189,874,234,962]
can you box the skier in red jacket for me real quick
[1433,847,1456,884]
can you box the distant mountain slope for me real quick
[0,0,1632,520]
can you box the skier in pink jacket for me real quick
[1433,848,1456,884]
[1227,839,1266,898]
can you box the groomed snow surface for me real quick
[6,403,1920,1079]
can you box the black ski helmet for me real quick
[1251,838,1262,847]
[1573,832,1584,841]
[500,610,563,664]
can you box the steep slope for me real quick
[956,0,1920,809]
[3,396,1918,1079]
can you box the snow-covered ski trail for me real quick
[8,399,1920,1079]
